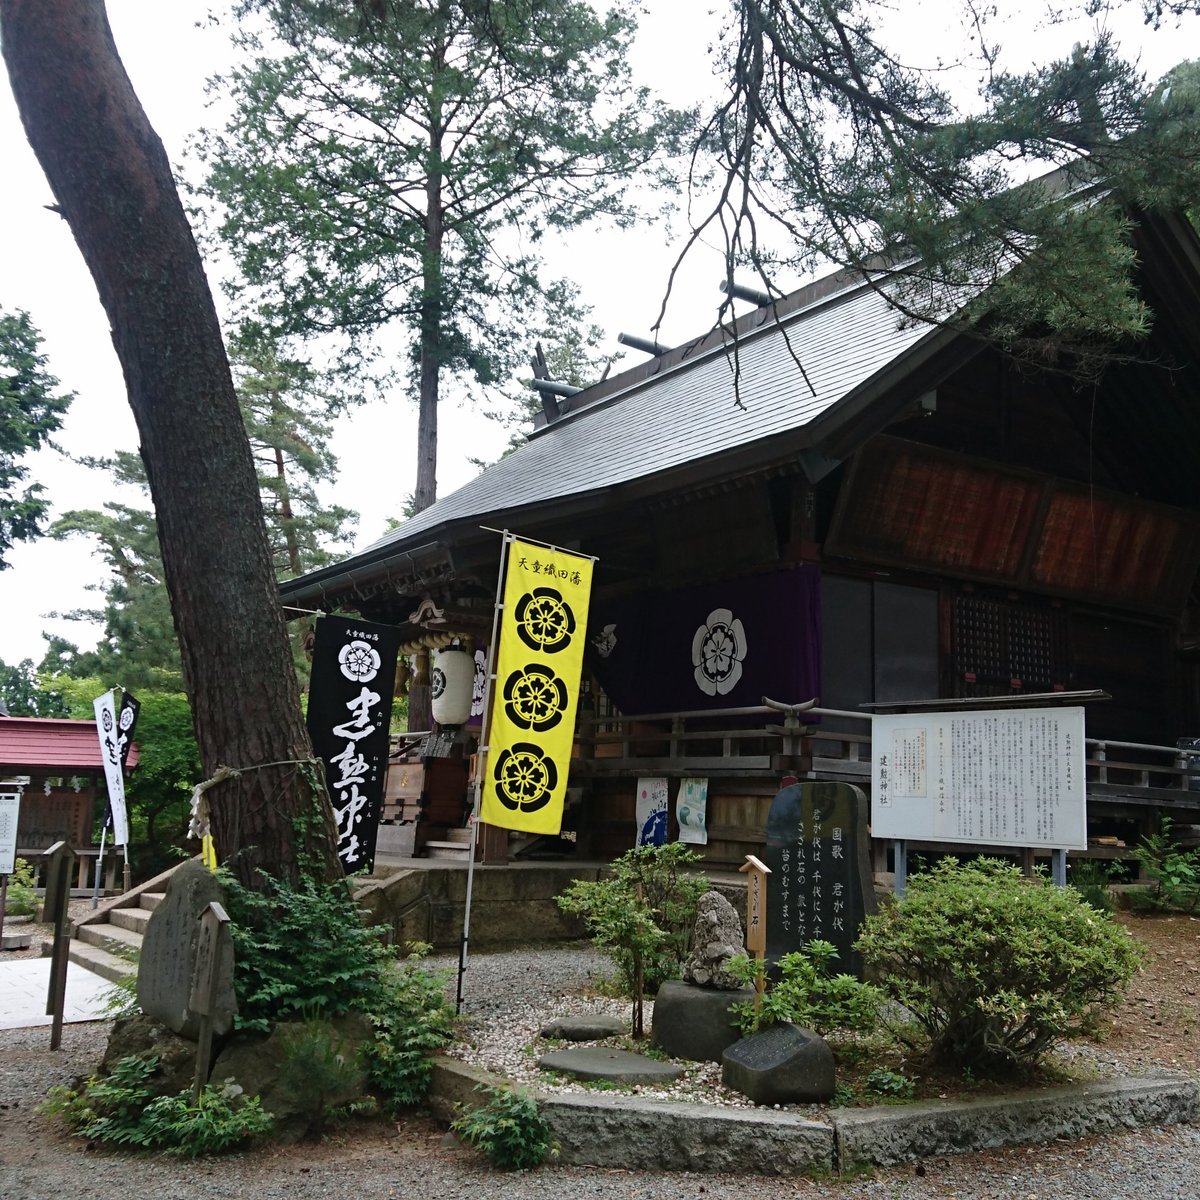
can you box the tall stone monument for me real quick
[763,781,875,977]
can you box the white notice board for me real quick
[870,707,1087,850]
[0,791,21,876]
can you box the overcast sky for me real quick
[0,1,1193,670]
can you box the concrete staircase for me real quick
[67,890,164,983]
[423,826,473,862]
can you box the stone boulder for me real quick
[212,1013,373,1141]
[721,1023,835,1105]
[683,890,746,989]
[137,860,237,1040]
[650,979,756,1063]
[102,1012,199,1097]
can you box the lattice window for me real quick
[953,594,1067,697]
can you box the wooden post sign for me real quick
[739,854,771,1012]
[42,840,76,1051]
[190,901,231,1104]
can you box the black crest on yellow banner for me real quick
[481,540,593,834]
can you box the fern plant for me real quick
[219,866,390,1032]
[40,1054,273,1156]
[452,1085,553,1170]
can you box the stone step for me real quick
[442,827,472,844]
[140,891,165,913]
[108,905,152,935]
[67,938,136,986]
[424,842,471,860]
[77,920,143,959]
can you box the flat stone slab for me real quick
[539,1046,684,1085]
[541,1014,626,1041]
[1,932,34,950]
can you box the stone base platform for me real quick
[428,1056,1199,1174]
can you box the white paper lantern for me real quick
[431,647,474,726]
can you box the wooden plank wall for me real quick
[582,776,782,866]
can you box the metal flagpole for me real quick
[457,529,513,1014]
[91,814,110,910]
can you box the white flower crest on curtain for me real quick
[691,607,747,696]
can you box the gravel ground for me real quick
[2,943,1199,1198]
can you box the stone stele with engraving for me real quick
[137,860,237,1040]
[763,781,875,978]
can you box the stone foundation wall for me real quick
[353,864,600,949]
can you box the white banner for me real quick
[635,776,669,846]
[0,791,21,876]
[94,690,130,847]
[676,777,709,845]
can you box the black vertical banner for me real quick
[306,616,401,874]
[117,692,141,767]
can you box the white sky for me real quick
[0,1,1193,668]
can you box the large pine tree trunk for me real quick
[1,0,342,887]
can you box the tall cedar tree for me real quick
[0,307,72,567]
[0,0,343,887]
[200,0,686,512]
[697,1,1200,369]
[49,452,185,692]
[48,345,356,685]
[228,326,357,580]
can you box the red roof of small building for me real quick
[0,716,140,774]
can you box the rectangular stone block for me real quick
[544,1092,834,1174]
[833,1075,1200,1167]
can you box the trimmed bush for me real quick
[855,857,1143,1075]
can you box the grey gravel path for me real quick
[2,944,1199,1199]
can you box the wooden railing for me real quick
[575,705,1200,806]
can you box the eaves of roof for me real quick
[280,271,951,606]
[0,716,139,774]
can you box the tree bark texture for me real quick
[1,0,342,886]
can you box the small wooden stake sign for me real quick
[190,900,230,1104]
[42,840,76,1051]
[740,854,771,1012]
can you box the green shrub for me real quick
[855,857,1143,1076]
[4,857,37,917]
[864,1068,916,1100]
[220,867,390,1032]
[1068,858,1116,912]
[727,940,883,1037]
[276,1018,368,1139]
[556,842,707,1037]
[452,1085,552,1170]
[364,946,457,1113]
[40,1053,273,1157]
[1130,818,1200,913]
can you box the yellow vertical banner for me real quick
[481,538,594,834]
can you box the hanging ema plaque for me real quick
[306,615,401,874]
[762,781,876,978]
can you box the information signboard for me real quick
[0,791,20,875]
[870,706,1087,850]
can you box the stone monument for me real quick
[682,889,745,989]
[137,859,237,1040]
[763,781,875,977]
[652,889,755,1063]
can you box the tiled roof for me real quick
[353,273,936,559]
[0,717,140,774]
